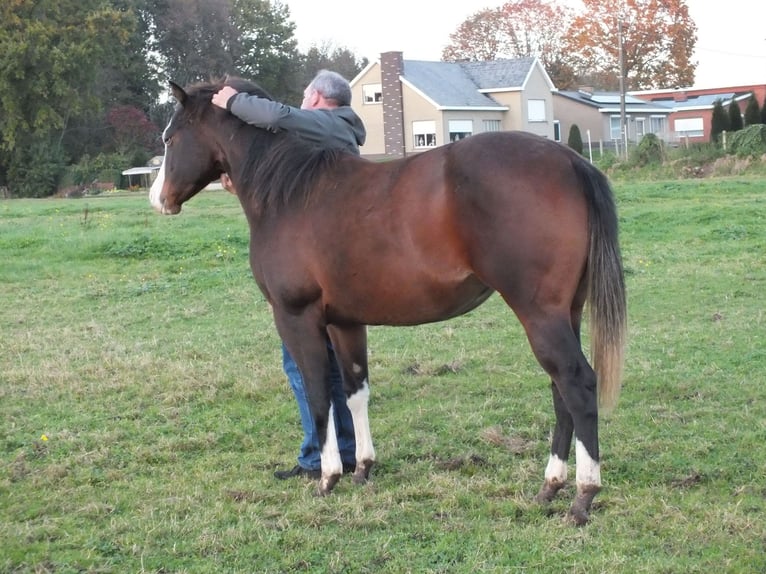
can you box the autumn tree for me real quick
[564,0,697,90]
[728,97,743,132]
[743,93,761,126]
[442,0,575,87]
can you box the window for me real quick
[610,116,622,140]
[527,99,546,122]
[413,120,437,148]
[448,120,473,142]
[635,118,646,139]
[483,119,501,132]
[362,83,382,104]
[674,117,704,137]
[553,120,561,142]
[650,116,666,135]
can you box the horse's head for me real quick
[149,81,221,214]
[150,77,270,215]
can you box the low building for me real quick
[553,89,673,154]
[631,84,766,144]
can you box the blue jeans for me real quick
[282,343,356,471]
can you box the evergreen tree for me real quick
[710,99,729,144]
[728,97,743,132]
[743,93,761,126]
[567,124,584,155]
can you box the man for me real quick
[212,70,366,480]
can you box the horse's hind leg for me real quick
[327,324,376,484]
[525,314,600,525]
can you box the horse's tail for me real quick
[575,159,627,412]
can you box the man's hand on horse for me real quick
[212,86,239,109]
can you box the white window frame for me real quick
[527,99,546,122]
[448,119,473,142]
[362,83,382,104]
[413,120,437,148]
[610,116,621,140]
[675,117,704,138]
[650,115,666,135]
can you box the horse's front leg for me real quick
[327,324,375,484]
[275,311,343,495]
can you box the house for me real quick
[631,84,766,143]
[553,89,673,152]
[121,155,163,189]
[350,52,556,159]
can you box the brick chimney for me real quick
[380,51,405,158]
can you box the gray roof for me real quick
[401,57,539,109]
[557,90,672,114]
[640,92,748,110]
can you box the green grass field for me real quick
[1,177,765,573]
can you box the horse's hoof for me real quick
[535,479,565,504]
[352,460,374,485]
[568,484,600,525]
[316,473,341,495]
[568,506,590,526]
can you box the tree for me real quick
[442,0,576,87]
[728,97,743,132]
[107,105,160,154]
[743,93,761,126]
[567,124,583,155]
[0,0,134,195]
[710,99,729,144]
[564,0,697,90]
[299,42,368,94]
[762,94,766,125]
[229,0,303,102]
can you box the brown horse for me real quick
[150,77,627,524]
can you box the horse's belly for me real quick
[326,275,493,327]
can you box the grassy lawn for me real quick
[1,178,765,573]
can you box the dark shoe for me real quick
[273,465,321,480]
[343,463,356,474]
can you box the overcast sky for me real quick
[285,0,766,89]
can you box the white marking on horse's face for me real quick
[346,381,375,464]
[149,154,166,212]
[544,454,568,484]
[575,439,601,488]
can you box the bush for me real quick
[567,124,583,155]
[632,133,664,166]
[727,124,766,157]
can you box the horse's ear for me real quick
[169,81,187,106]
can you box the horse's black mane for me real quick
[185,76,347,214]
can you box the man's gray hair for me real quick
[309,70,352,106]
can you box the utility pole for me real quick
[618,18,628,159]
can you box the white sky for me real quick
[284,0,766,89]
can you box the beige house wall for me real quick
[553,94,604,144]
[351,65,386,155]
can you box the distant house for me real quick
[350,52,556,159]
[553,89,673,152]
[121,155,163,189]
[630,84,766,143]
